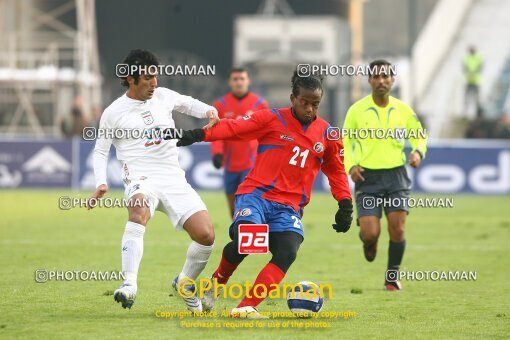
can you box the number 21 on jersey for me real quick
[289,146,309,168]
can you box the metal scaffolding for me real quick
[0,0,101,136]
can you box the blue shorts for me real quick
[231,193,304,237]
[224,168,251,195]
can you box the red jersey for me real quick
[204,107,351,213]
[210,92,268,172]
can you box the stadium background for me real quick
[0,0,509,338]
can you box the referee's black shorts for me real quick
[354,166,411,222]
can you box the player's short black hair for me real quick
[228,67,249,78]
[120,49,160,87]
[368,59,395,77]
[291,68,324,97]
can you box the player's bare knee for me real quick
[388,224,405,241]
[201,230,215,246]
[128,208,150,226]
[193,227,215,246]
[361,228,380,243]
[359,217,380,242]
[184,211,214,241]
[388,219,405,232]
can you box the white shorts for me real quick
[124,177,207,230]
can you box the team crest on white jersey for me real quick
[313,142,324,153]
[141,111,154,125]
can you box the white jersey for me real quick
[93,87,216,188]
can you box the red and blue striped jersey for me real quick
[204,107,351,213]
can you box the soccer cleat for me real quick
[114,283,137,309]
[229,306,268,319]
[201,276,223,312]
[359,232,378,262]
[172,276,203,312]
[384,280,403,291]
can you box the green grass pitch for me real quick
[0,190,509,339]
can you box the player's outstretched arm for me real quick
[209,101,224,167]
[161,110,274,146]
[203,110,220,129]
[170,128,206,147]
[169,88,215,118]
[168,88,220,129]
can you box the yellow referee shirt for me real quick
[342,95,428,172]
[464,53,483,85]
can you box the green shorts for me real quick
[354,166,411,221]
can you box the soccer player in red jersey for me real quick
[211,68,269,217]
[165,70,353,318]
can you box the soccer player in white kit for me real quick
[87,50,219,311]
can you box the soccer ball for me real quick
[286,281,324,317]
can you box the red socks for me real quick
[212,251,286,308]
[237,262,285,308]
[212,251,240,284]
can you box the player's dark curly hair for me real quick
[291,68,324,97]
[120,49,160,87]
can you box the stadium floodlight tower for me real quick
[0,0,101,136]
[234,0,351,125]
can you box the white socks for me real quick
[178,241,214,281]
[121,221,146,287]
[120,222,212,286]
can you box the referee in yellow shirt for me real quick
[342,59,428,290]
